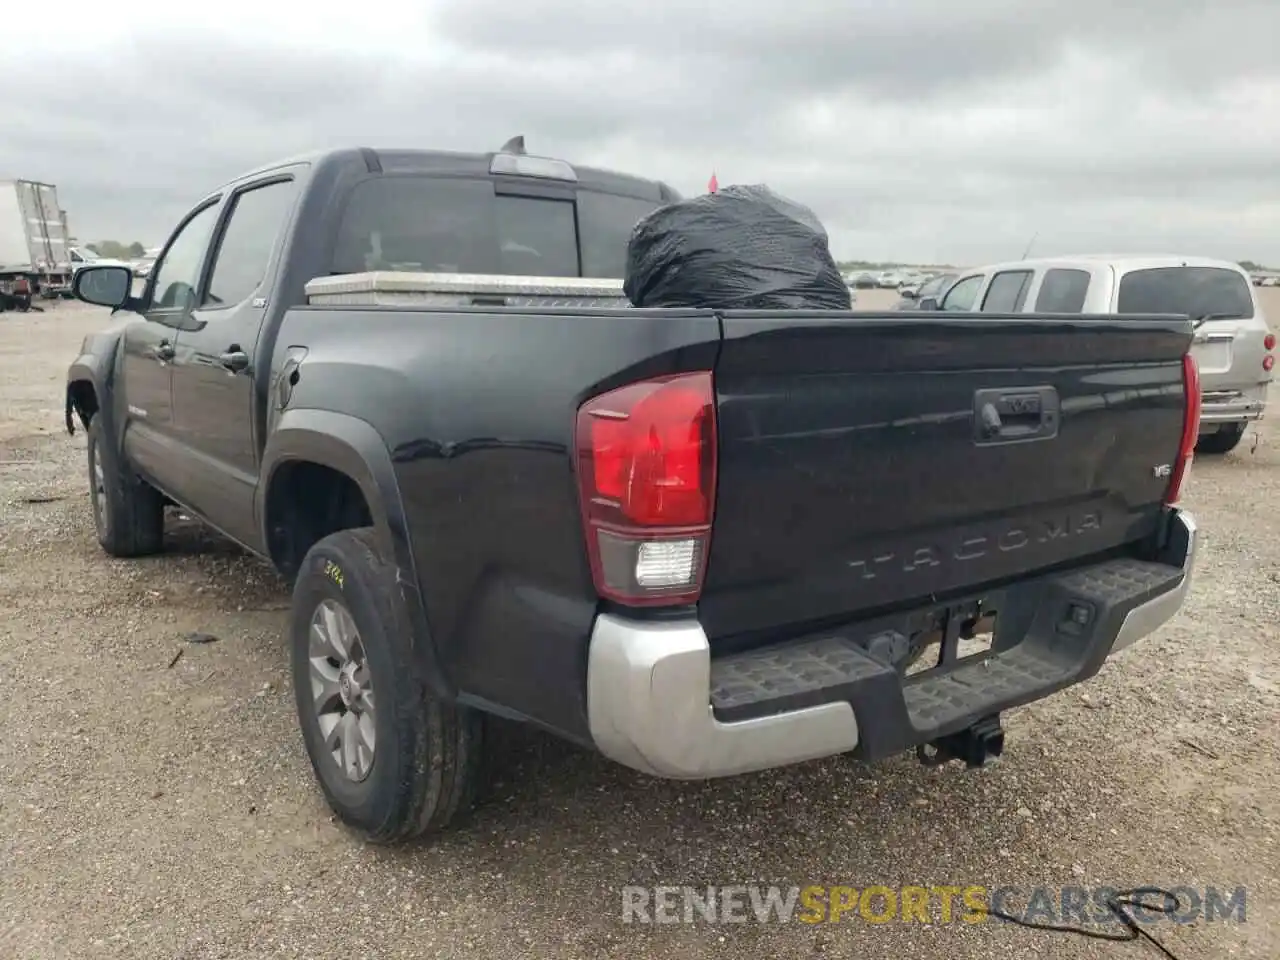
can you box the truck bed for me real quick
[280,292,1192,691]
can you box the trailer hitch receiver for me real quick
[916,714,1005,769]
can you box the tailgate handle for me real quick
[974,386,1059,445]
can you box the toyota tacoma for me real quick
[65,144,1201,843]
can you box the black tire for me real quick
[290,527,483,844]
[86,414,165,556]
[1195,423,1245,455]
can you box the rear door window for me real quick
[1117,266,1255,319]
[1034,268,1091,313]
[203,179,299,308]
[981,270,1032,312]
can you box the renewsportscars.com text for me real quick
[620,884,1247,925]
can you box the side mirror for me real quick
[73,265,133,309]
[917,297,939,311]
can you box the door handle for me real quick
[219,350,249,374]
[149,341,175,362]
[973,386,1060,445]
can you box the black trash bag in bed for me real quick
[623,184,851,310]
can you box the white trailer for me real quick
[0,179,73,310]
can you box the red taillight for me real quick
[1165,353,1200,505]
[575,372,717,606]
[1264,354,1275,372]
[1264,333,1276,351]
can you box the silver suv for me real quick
[927,255,1274,454]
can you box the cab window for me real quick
[1117,267,1254,319]
[203,179,299,308]
[148,203,220,315]
[941,274,983,311]
[1035,269,1091,313]
[981,270,1032,313]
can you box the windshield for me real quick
[332,176,662,279]
[1116,266,1255,319]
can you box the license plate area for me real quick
[1191,337,1233,375]
[903,600,997,678]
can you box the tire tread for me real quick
[294,527,482,844]
[1195,424,1245,455]
[88,415,164,557]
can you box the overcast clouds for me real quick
[4,0,1278,265]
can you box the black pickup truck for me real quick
[66,144,1201,844]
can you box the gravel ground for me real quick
[1,294,1278,960]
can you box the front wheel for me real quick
[290,528,484,844]
[86,414,165,556]
[1195,423,1246,455]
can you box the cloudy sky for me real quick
[4,0,1278,266]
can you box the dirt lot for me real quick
[2,293,1278,960]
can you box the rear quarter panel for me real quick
[272,304,719,739]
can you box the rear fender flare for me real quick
[259,408,451,697]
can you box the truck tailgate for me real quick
[701,312,1193,641]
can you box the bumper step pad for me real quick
[709,557,1185,761]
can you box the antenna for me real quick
[499,135,527,155]
[1020,232,1038,259]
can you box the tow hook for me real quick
[916,714,1005,769]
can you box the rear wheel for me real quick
[290,527,483,844]
[86,414,165,556]
[1195,422,1245,455]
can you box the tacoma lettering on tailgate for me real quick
[846,511,1102,581]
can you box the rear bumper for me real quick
[1199,383,1268,426]
[586,510,1197,780]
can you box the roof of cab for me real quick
[217,146,680,202]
